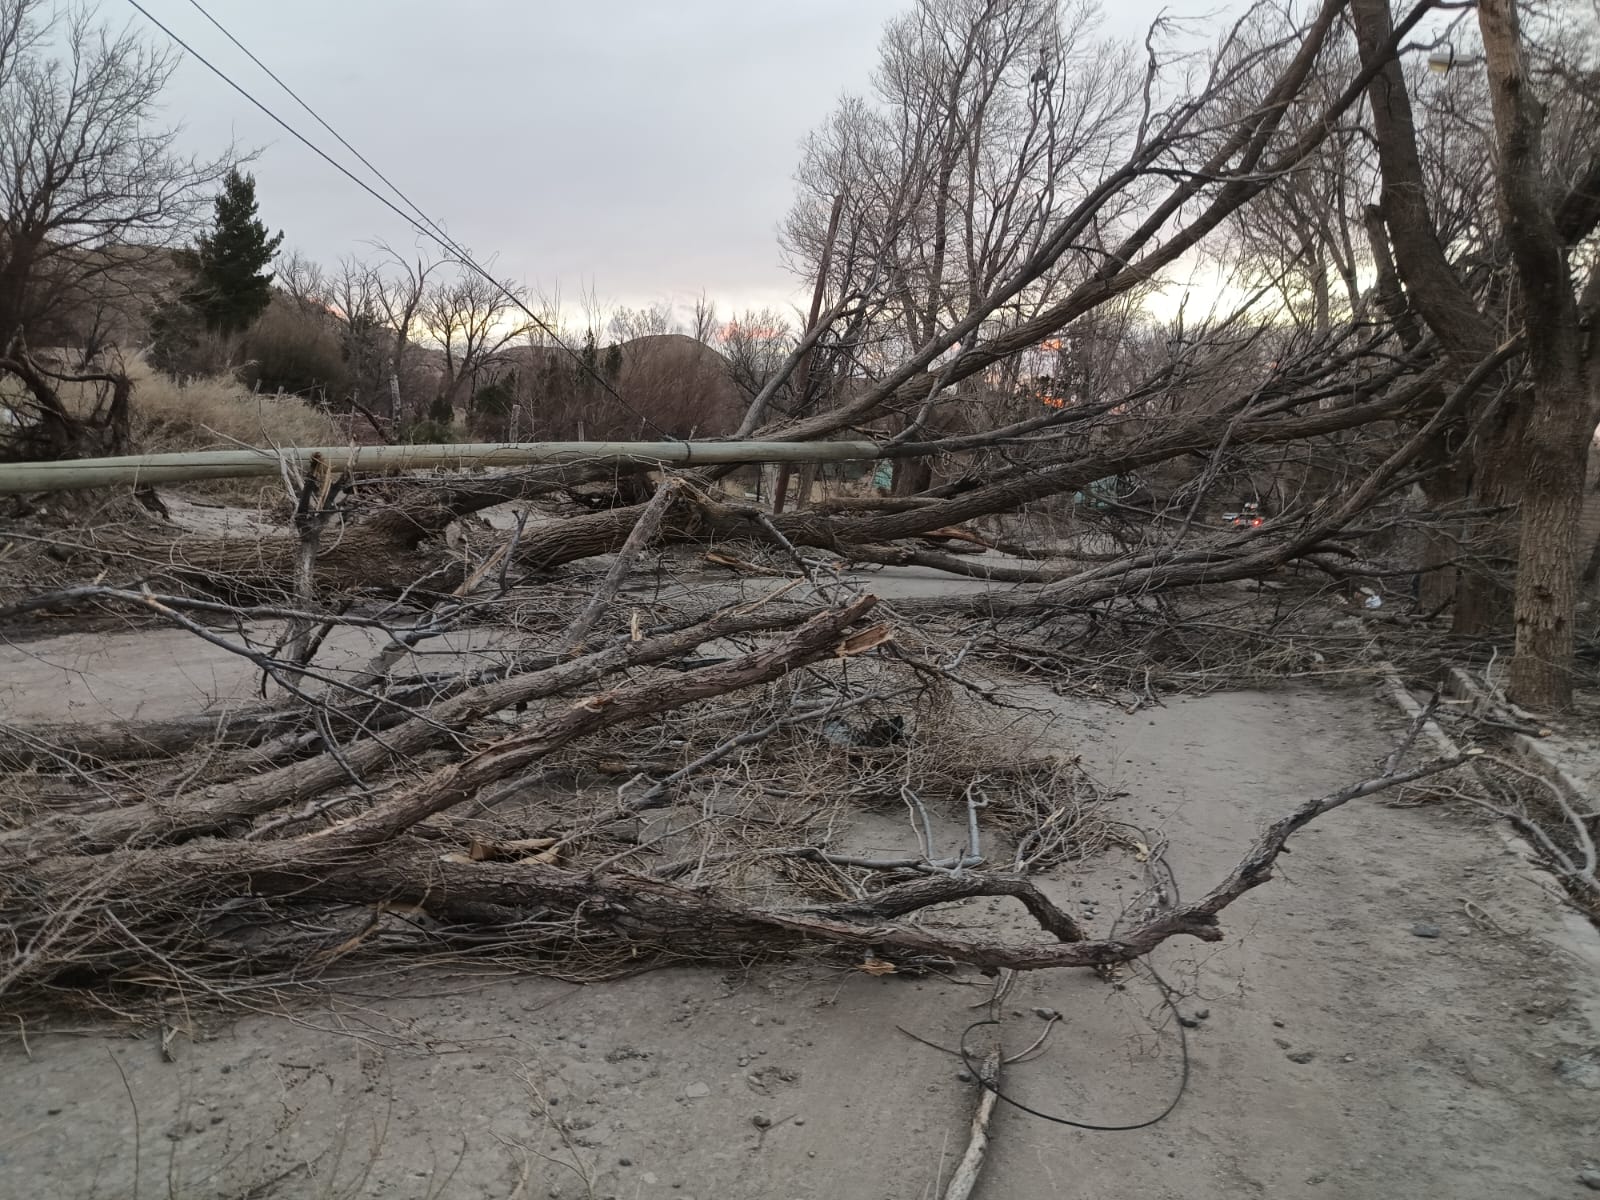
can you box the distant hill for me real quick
[613,333,746,437]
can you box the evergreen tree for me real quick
[182,170,284,336]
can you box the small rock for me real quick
[1178,1016,1201,1029]
[956,1069,974,1083]
[1033,1007,1059,1020]
[1578,1168,1600,1191]
[684,1082,710,1099]
[1410,922,1442,939]
[793,1118,805,1126]
[1555,1057,1600,1090]
[1272,1019,1286,1028]
[1273,1037,1292,1050]
[752,1115,772,1129]
[1287,1050,1315,1064]
[1194,1009,1210,1020]
[618,1158,632,1167]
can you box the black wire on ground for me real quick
[960,813,1193,1132]
[957,960,1192,1131]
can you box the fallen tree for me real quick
[0,665,1461,1006]
[0,0,1530,1019]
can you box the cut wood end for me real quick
[921,525,991,547]
[703,550,788,576]
[469,835,559,862]
[834,623,894,657]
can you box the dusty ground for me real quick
[3,667,1599,1198]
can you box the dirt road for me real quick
[3,683,1598,1199]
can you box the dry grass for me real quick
[36,353,345,505]
[111,357,342,454]
[6,353,344,456]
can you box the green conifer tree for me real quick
[182,170,284,335]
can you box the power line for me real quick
[122,0,675,439]
[179,0,443,246]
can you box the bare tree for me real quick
[0,0,232,347]
[275,248,327,315]
[717,308,795,398]
[369,244,441,422]
[689,291,718,344]
[1217,17,1372,333]
[0,0,233,458]
[1474,0,1600,705]
[783,0,1140,365]
[608,303,676,343]
[1349,0,1600,704]
[322,255,395,431]
[419,266,531,422]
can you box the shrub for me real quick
[238,303,349,403]
[399,418,454,445]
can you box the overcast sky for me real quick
[137,0,1170,323]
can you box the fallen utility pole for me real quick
[0,440,883,495]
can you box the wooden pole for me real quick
[0,440,882,496]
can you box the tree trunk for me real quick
[1455,400,1525,636]
[1476,0,1594,705]
[1507,380,1589,707]
[892,456,934,497]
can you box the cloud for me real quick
[148,0,903,309]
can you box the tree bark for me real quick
[1352,0,1515,635]
[1,748,1460,1002]
[12,600,856,856]
[1478,0,1596,707]
[1507,391,1588,705]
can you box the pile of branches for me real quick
[0,0,1519,1017]
[0,468,1468,1020]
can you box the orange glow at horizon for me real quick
[719,320,786,341]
